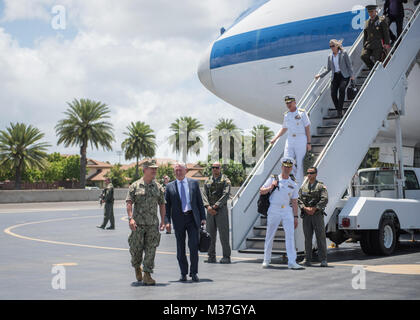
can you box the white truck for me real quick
[327,167,420,256]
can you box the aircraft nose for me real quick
[197,45,216,95]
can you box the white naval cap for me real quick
[284,94,296,104]
[281,156,295,167]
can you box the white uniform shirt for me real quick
[332,54,340,73]
[263,176,298,208]
[282,109,310,135]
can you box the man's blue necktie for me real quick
[180,180,188,212]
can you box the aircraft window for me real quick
[404,171,420,190]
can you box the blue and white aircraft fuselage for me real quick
[198,0,420,146]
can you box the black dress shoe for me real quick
[106,226,115,230]
[96,226,105,229]
[179,275,187,282]
[191,274,200,282]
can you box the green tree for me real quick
[125,166,144,184]
[209,118,242,163]
[62,155,80,181]
[203,159,246,187]
[157,164,175,184]
[0,123,51,189]
[121,121,156,180]
[169,116,204,163]
[55,98,114,188]
[105,164,127,188]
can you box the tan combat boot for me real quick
[135,266,142,282]
[143,272,156,286]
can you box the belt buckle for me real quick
[281,205,285,209]
[292,134,296,137]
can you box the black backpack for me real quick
[257,175,279,216]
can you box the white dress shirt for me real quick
[332,53,340,73]
[176,178,192,211]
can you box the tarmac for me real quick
[1,200,420,300]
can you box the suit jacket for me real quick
[319,50,354,80]
[384,0,408,18]
[165,178,206,230]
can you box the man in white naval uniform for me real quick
[270,95,311,186]
[259,157,304,270]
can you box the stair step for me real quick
[317,125,337,135]
[253,225,285,237]
[322,116,342,126]
[327,108,349,117]
[311,144,326,153]
[238,248,288,255]
[246,237,286,250]
[311,134,332,144]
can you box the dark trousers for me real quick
[175,214,199,276]
[101,202,114,228]
[388,15,404,42]
[361,47,383,69]
[331,72,350,116]
[303,213,327,262]
[206,206,231,259]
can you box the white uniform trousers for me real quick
[263,205,296,264]
[284,134,307,186]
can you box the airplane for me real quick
[198,0,420,161]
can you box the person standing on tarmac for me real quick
[97,178,115,230]
[259,157,303,270]
[298,167,329,267]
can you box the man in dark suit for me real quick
[384,0,408,43]
[165,163,206,282]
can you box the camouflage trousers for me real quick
[100,202,114,228]
[128,224,161,273]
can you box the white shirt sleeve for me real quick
[282,114,289,129]
[302,111,311,127]
[292,185,299,199]
[263,177,274,188]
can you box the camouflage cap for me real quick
[142,159,159,168]
[284,94,296,104]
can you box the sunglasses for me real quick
[329,45,335,48]
[212,166,220,169]
[307,172,317,175]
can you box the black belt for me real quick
[183,210,193,215]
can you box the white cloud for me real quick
[0,0,281,165]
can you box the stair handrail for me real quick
[312,4,419,170]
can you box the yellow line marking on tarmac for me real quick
[3,215,255,261]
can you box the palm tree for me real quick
[169,116,203,163]
[55,98,114,188]
[0,123,51,189]
[209,118,242,162]
[121,121,156,179]
[251,124,274,151]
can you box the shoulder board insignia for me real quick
[284,111,289,115]
[288,185,294,189]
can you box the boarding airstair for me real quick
[231,5,420,258]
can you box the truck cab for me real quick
[330,167,420,256]
[356,167,420,200]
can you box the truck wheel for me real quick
[360,231,376,255]
[376,217,397,255]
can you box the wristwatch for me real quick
[307,142,311,145]
[294,216,298,218]
[128,216,134,221]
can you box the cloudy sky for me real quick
[0,0,281,164]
